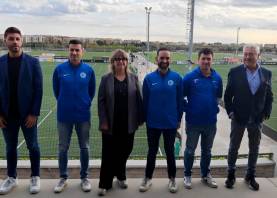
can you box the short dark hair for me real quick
[198,48,213,59]
[4,27,22,38]
[69,39,83,46]
[157,47,170,56]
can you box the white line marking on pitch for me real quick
[158,147,163,156]
[40,109,50,112]
[17,105,56,149]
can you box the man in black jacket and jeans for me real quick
[224,45,273,191]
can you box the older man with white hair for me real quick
[224,45,273,191]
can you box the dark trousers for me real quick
[2,119,40,178]
[99,132,135,190]
[145,128,176,179]
[227,119,262,176]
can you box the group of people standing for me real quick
[0,26,273,196]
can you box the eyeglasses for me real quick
[113,57,128,62]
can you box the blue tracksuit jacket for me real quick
[143,69,183,129]
[53,60,96,122]
[183,66,223,125]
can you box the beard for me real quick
[9,45,20,53]
[158,62,169,70]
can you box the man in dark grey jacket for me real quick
[224,45,273,191]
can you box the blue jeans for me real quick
[227,119,262,176]
[2,119,40,178]
[58,121,90,179]
[184,124,216,177]
[145,128,176,179]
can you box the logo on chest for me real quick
[63,74,70,77]
[80,72,86,79]
[168,80,174,86]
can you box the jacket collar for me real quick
[195,66,215,78]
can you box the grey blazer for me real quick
[98,72,144,134]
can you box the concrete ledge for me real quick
[1,178,277,198]
[263,124,277,142]
[0,158,275,178]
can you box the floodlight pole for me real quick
[181,0,195,158]
[188,0,195,68]
[236,27,240,56]
[145,7,152,56]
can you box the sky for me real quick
[0,0,277,44]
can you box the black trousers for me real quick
[145,128,176,179]
[227,119,262,176]
[99,132,135,189]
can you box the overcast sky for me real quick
[0,0,277,44]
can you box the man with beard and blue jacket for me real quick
[139,48,183,194]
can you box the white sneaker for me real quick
[98,188,106,196]
[184,176,192,189]
[30,176,40,194]
[139,178,152,192]
[81,178,91,192]
[54,178,68,193]
[0,177,18,195]
[168,178,178,193]
[202,173,218,188]
[117,179,128,189]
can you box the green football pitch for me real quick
[0,51,276,159]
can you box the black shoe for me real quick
[245,175,259,191]
[225,173,236,189]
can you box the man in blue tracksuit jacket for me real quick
[183,48,223,189]
[52,39,95,193]
[139,48,183,194]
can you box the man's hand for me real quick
[228,112,235,120]
[0,116,7,128]
[177,122,181,129]
[100,122,109,134]
[25,115,37,128]
[263,115,270,121]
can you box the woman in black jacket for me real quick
[97,49,144,196]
